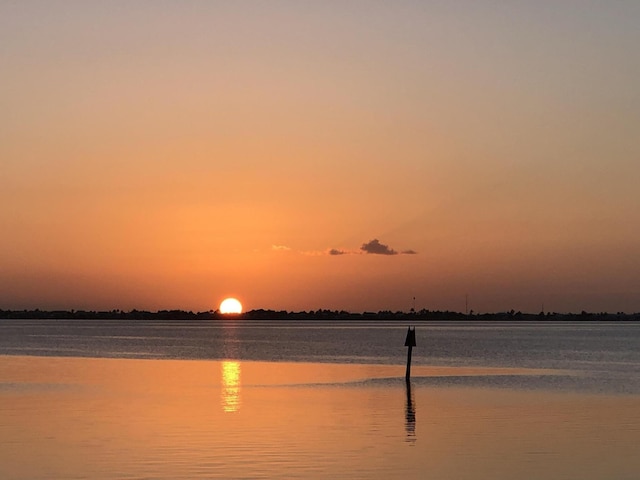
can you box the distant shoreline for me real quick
[1,309,638,321]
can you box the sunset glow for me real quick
[1,2,639,314]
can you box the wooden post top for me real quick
[404,326,416,347]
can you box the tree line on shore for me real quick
[0,308,638,321]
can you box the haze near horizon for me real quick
[2,1,639,314]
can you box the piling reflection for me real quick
[405,381,416,443]
[221,360,241,413]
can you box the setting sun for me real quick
[219,298,243,314]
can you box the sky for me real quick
[2,1,639,313]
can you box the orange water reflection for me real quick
[221,360,241,413]
[1,356,639,479]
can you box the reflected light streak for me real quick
[221,360,241,413]
[405,381,416,444]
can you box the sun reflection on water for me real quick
[221,360,241,413]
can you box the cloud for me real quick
[360,239,398,255]
[358,239,418,256]
[273,240,416,257]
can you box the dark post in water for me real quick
[404,326,416,381]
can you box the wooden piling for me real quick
[404,326,416,382]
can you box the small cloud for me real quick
[273,240,416,257]
[360,239,398,255]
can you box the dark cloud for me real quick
[360,239,398,255]
[402,249,418,255]
[328,248,347,256]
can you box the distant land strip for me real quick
[1,309,638,321]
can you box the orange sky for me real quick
[2,2,639,313]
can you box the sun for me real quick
[219,297,243,315]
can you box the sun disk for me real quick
[219,297,243,314]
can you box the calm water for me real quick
[1,320,639,479]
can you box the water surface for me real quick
[1,320,639,479]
